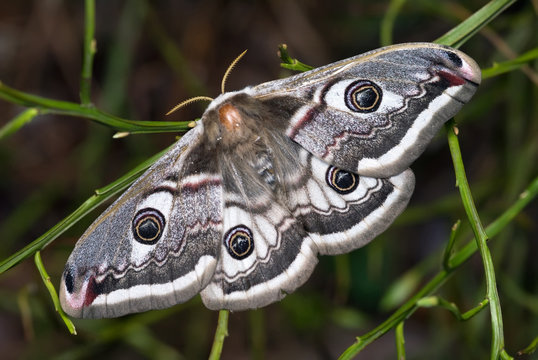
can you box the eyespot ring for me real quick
[132,208,165,245]
[224,225,254,260]
[344,80,382,113]
[326,166,359,194]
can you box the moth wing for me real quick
[287,149,414,255]
[199,147,319,311]
[60,124,223,318]
[250,43,481,177]
[199,141,414,311]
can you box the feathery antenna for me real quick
[221,50,247,94]
[166,50,247,117]
[166,96,213,116]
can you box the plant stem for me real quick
[80,0,96,105]
[435,0,517,48]
[0,81,190,134]
[446,120,508,359]
[208,310,229,360]
[395,321,406,360]
[0,147,169,274]
[338,174,538,359]
[380,0,406,47]
[34,251,77,334]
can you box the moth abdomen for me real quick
[254,151,277,189]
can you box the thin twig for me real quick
[80,0,96,105]
[337,175,538,359]
[446,120,509,359]
[208,310,230,360]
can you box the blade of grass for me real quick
[435,0,517,48]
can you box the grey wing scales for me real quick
[59,124,223,318]
[286,149,414,255]
[251,43,481,178]
[199,149,319,310]
[199,142,414,311]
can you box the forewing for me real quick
[250,43,481,177]
[60,125,223,318]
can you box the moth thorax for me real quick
[218,103,243,132]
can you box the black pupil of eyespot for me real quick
[138,217,159,240]
[446,51,463,67]
[64,268,74,294]
[345,80,382,113]
[132,208,165,245]
[231,234,250,255]
[355,87,377,109]
[334,170,354,189]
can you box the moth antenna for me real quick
[221,49,248,94]
[166,96,214,116]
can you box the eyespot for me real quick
[326,166,359,194]
[444,50,463,67]
[224,225,254,260]
[63,267,75,294]
[132,208,165,245]
[344,80,382,113]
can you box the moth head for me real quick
[203,93,268,150]
[218,103,243,132]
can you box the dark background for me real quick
[0,1,536,359]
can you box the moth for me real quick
[60,43,481,318]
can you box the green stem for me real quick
[80,0,96,105]
[380,0,407,46]
[416,296,489,321]
[446,120,507,359]
[34,251,77,334]
[517,336,538,356]
[0,81,190,134]
[435,0,517,48]
[442,220,460,270]
[338,175,538,359]
[278,44,314,72]
[0,147,169,274]
[208,310,229,360]
[482,47,538,79]
[461,299,490,321]
[0,108,39,140]
[395,321,406,360]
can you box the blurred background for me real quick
[0,1,536,359]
